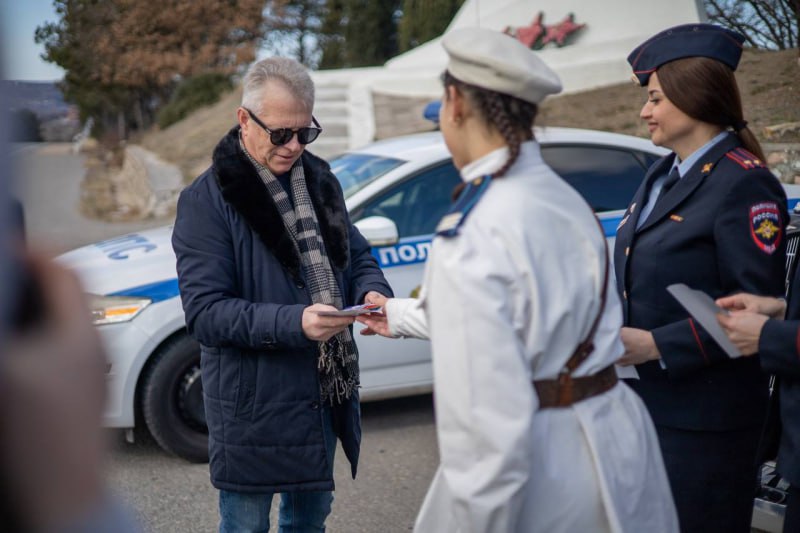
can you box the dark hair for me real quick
[442,71,538,179]
[657,57,765,162]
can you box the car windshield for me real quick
[329,153,406,199]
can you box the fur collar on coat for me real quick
[212,126,350,279]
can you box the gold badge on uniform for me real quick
[670,214,684,222]
[702,163,713,173]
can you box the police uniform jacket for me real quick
[758,262,800,487]
[613,132,787,431]
[390,141,678,533]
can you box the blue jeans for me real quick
[219,406,337,533]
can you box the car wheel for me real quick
[141,332,209,463]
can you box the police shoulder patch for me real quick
[725,147,766,170]
[435,175,492,238]
[750,201,782,254]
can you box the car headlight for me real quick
[88,294,152,325]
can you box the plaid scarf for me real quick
[241,138,359,405]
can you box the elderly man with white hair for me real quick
[172,57,392,532]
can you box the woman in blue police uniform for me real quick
[613,23,788,533]
[717,273,800,533]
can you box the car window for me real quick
[541,145,649,212]
[329,153,406,199]
[353,162,461,238]
[642,151,662,169]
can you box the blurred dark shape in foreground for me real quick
[0,55,138,533]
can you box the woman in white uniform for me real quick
[359,27,677,533]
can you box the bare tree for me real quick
[705,0,799,50]
[262,0,326,67]
[398,0,465,52]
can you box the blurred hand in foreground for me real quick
[0,252,109,532]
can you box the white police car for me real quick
[57,127,799,464]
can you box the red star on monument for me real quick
[541,13,586,47]
[514,12,545,48]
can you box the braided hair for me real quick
[442,71,538,179]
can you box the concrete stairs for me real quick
[311,83,350,159]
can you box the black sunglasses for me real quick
[244,107,322,146]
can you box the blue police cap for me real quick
[627,23,745,86]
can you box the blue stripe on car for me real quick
[109,279,180,303]
[105,198,799,284]
[600,216,621,238]
[372,218,624,269]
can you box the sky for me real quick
[0,0,64,81]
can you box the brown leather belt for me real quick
[534,365,618,409]
[533,215,614,409]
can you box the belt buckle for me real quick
[556,367,573,406]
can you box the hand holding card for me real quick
[315,303,383,317]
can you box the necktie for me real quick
[655,167,681,205]
[637,167,682,229]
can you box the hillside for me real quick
[140,48,799,182]
[141,87,244,181]
[540,48,800,141]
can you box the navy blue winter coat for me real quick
[172,126,393,493]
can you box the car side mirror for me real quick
[354,216,399,247]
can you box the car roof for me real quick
[348,127,666,162]
[351,132,446,162]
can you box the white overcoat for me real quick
[386,141,678,533]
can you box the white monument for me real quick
[310,0,706,154]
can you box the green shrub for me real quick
[157,73,233,129]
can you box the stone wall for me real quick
[110,146,155,219]
[79,144,182,221]
[372,92,439,140]
[765,143,800,185]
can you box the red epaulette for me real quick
[725,147,766,170]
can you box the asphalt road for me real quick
[13,143,440,532]
[109,395,438,532]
